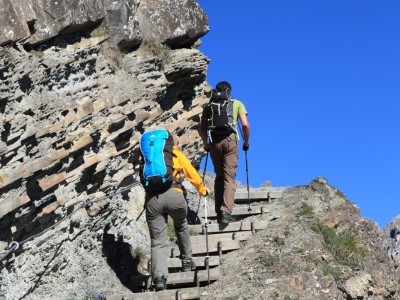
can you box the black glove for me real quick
[243,143,250,151]
[204,144,210,152]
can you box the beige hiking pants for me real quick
[209,134,238,214]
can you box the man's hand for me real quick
[243,143,250,151]
[204,144,210,152]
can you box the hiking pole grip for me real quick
[202,151,209,182]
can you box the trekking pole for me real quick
[204,194,210,284]
[195,151,209,222]
[244,149,251,212]
[238,123,251,212]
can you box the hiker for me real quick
[139,129,208,291]
[199,81,250,224]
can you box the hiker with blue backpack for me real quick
[199,81,250,224]
[139,129,208,291]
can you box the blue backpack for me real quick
[139,129,175,192]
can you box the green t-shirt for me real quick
[232,99,247,124]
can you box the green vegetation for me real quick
[297,202,314,217]
[314,258,342,281]
[293,247,306,255]
[283,227,290,237]
[272,235,285,246]
[132,246,146,265]
[91,25,107,38]
[258,252,279,267]
[311,222,367,267]
[335,188,347,200]
[143,39,171,64]
[322,261,342,281]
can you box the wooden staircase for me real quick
[106,187,282,300]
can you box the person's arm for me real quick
[239,113,250,150]
[174,148,207,196]
[199,112,209,152]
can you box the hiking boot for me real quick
[220,211,236,224]
[182,258,197,272]
[216,211,222,223]
[154,276,167,291]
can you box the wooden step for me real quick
[168,256,220,269]
[190,231,252,245]
[189,220,268,234]
[168,239,240,257]
[167,268,220,285]
[197,205,270,218]
[131,268,221,288]
[106,287,200,300]
[235,188,282,203]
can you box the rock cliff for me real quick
[1,1,210,298]
[384,216,400,264]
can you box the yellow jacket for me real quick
[172,146,207,197]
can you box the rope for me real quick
[0,181,141,262]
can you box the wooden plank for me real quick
[130,268,220,288]
[189,220,268,234]
[167,268,220,285]
[106,287,200,300]
[190,231,252,245]
[169,239,240,257]
[167,256,220,268]
[197,205,270,218]
[235,188,282,202]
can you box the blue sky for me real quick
[196,0,400,229]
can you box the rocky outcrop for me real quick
[383,216,400,263]
[0,0,106,45]
[0,0,209,48]
[201,178,400,299]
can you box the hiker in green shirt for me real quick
[199,81,250,224]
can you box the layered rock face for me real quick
[0,0,208,48]
[0,1,210,299]
[384,216,400,263]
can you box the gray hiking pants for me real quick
[209,133,239,214]
[145,188,192,279]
